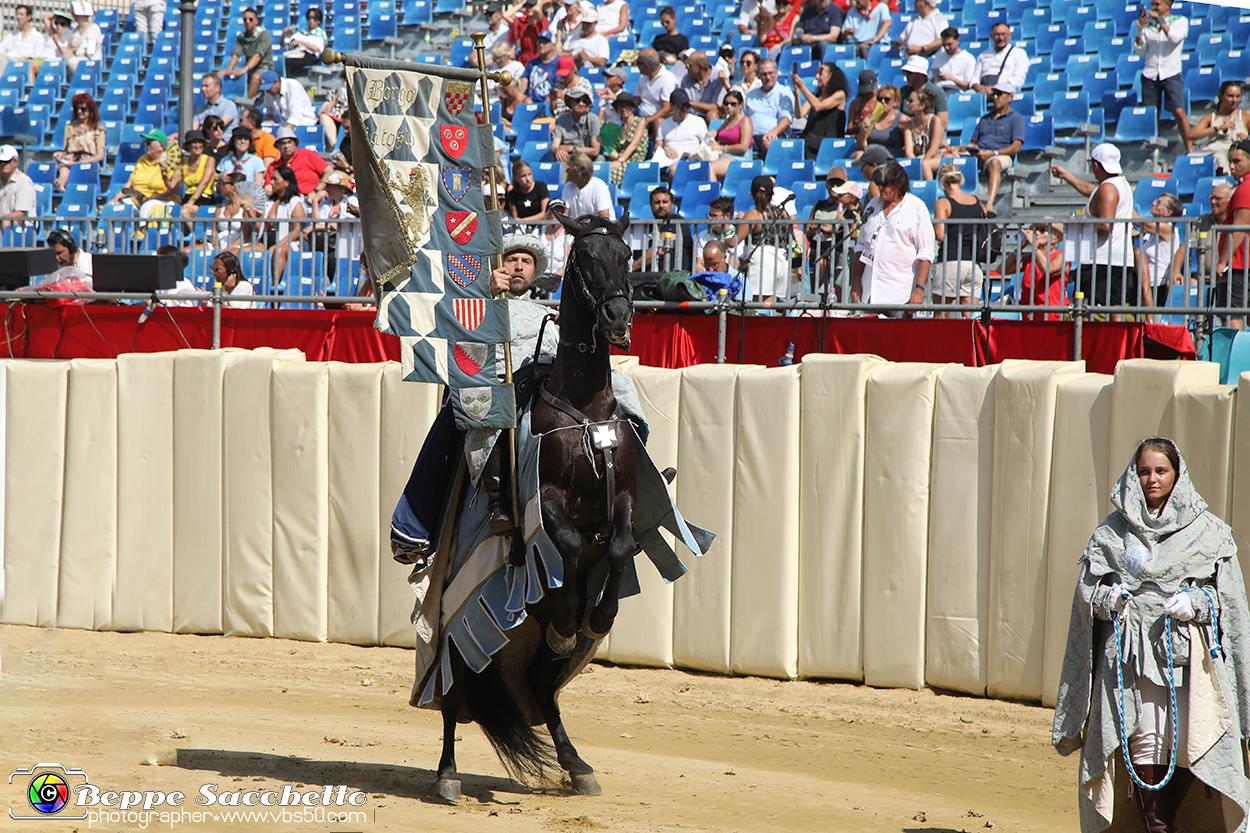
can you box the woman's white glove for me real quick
[1163,591,1196,622]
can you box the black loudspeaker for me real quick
[92,253,180,293]
[0,247,58,289]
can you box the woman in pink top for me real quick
[708,90,754,181]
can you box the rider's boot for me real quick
[482,444,513,537]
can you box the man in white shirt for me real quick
[481,5,509,54]
[744,59,794,153]
[0,144,36,230]
[1134,0,1191,152]
[561,152,615,219]
[972,22,1029,96]
[851,161,935,311]
[0,4,45,74]
[737,0,775,35]
[634,47,678,130]
[893,0,946,58]
[651,89,707,171]
[563,8,609,67]
[262,70,317,128]
[930,27,977,92]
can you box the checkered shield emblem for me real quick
[444,81,473,116]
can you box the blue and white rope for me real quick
[1198,586,1222,658]
[1113,600,1178,791]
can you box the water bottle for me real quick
[779,342,795,366]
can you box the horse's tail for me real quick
[461,662,557,784]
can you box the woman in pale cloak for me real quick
[1053,437,1250,833]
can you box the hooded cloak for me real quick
[1053,439,1250,832]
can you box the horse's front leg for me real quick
[527,647,602,795]
[540,492,582,654]
[435,650,466,801]
[586,491,634,639]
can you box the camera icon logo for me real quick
[8,764,89,821]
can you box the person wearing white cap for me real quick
[893,0,946,58]
[562,7,608,67]
[944,81,1023,210]
[900,54,948,135]
[0,145,36,229]
[1051,143,1136,318]
[265,125,331,196]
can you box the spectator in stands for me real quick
[218,125,268,191]
[708,90,753,180]
[945,80,1023,211]
[1135,0,1191,153]
[651,7,687,65]
[40,9,72,65]
[756,0,799,62]
[850,143,889,201]
[1052,143,1136,319]
[604,93,648,184]
[223,8,275,101]
[911,89,946,178]
[931,161,986,317]
[506,0,547,67]
[846,69,877,137]
[178,130,217,219]
[680,52,725,121]
[46,227,92,281]
[1216,141,1250,329]
[489,41,525,100]
[52,92,103,193]
[266,165,308,282]
[900,56,948,135]
[131,0,164,44]
[745,59,793,154]
[635,48,678,131]
[108,129,178,208]
[266,126,330,196]
[699,239,730,274]
[195,73,239,131]
[794,63,848,159]
[652,89,706,172]
[262,71,317,129]
[695,196,739,271]
[1002,221,1067,321]
[852,161,935,312]
[549,57,588,115]
[561,152,614,219]
[634,185,694,272]
[930,27,976,93]
[971,22,1027,96]
[479,5,509,55]
[505,159,550,225]
[0,5,43,76]
[732,50,762,99]
[318,84,348,154]
[737,0,774,36]
[854,83,909,159]
[552,91,602,162]
[562,8,608,68]
[1135,193,1184,315]
[240,106,278,165]
[306,169,358,268]
[520,33,561,105]
[1190,82,1249,175]
[841,0,890,60]
[203,115,230,160]
[540,198,571,276]
[280,6,327,75]
[48,2,101,75]
[739,175,799,303]
[794,0,844,62]
[212,251,255,307]
[211,172,262,253]
[0,145,34,229]
[594,0,629,37]
[805,168,846,293]
[1195,182,1232,282]
[598,67,628,120]
[893,0,945,58]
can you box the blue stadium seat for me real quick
[618,161,662,203]
[1033,25,1066,56]
[517,140,551,163]
[1031,74,1065,110]
[366,13,397,41]
[1062,5,1097,31]
[400,0,433,26]
[1185,67,1220,106]
[679,181,720,218]
[1101,90,1138,130]
[732,187,755,215]
[1064,55,1098,87]
[513,122,550,149]
[240,251,271,297]
[671,160,710,196]
[1226,17,1250,45]
[1170,156,1216,199]
[1050,92,1092,143]
[776,46,809,76]
[1019,8,1051,40]
[104,164,136,202]
[1082,72,1119,107]
[761,138,803,176]
[294,124,324,150]
[1218,51,1250,83]
[1047,38,1084,74]
[531,160,561,189]
[1115,54,1144,85]
[791,180,824,218]
[31,182,52,217]
[26,161,56,184]
[66,162,100,188]
[608,35,636,65]
[282,252,326,309]
[1196,34,1231,67]
[448,38,474,67]
[815,138,855,171]
[910,180,940,211]
[1081,19,1115,46]
[975,9,1005,39]
[1019,114,1054,152]
[1096,37,1130,71]
[1113,106,1159,143]
[1133,177,1171,215]
[775,159,815,190]
[678,17,711,38]
[721,159,762,200]
[896,157,921,179]
[946,92,986,138]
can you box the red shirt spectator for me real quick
[264,127,328,194]
[508,3,548,67]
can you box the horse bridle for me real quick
[564,226,633,353]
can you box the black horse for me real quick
[436,212,637,799]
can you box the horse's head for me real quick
[557,212,634,350]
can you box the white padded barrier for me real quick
[608,364,682,668]
[673,364,749,674]
[924,364,997,696]
[797,355,887,682]
[271,362,330,642]
[1041,374,1115,708]
[377,367,439,648]
[222,349,304,637]
[1171,385,1236,522]
[58,359,117,632]
[987,360,1083,702]
[172,349,243,634]
[862,363,940,690]
[2,361,69,628]
[730,365,801,679]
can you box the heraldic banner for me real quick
[344,54,513,430]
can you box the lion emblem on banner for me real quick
[392,166,436,247]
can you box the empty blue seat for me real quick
[679,181,720,219]
[762,138,803,176]
[1170,156,1216,198]
[1031,74,1065,110]
[721,159,763,200]
[791,180,824,218]
[1101,89,1138,129]
[531,160,561,189]
[946,92,986,138]
[1019,114,1054,152]
[775,159,815,190]
[671,160,710,195]
[1113,106,1159,143]
[294,124,324,150]
[1050,91,1092,141]
[1185,67,1220,105]
[1064,55,1098,86]
[910,180,940,211]
[618,161,662,203]
[66,162,99,187]
[27,161,56,184]
[1196,33,1231,66]
[814,137,854,171]
[366,13,397,41]
[1115,54,1144,86]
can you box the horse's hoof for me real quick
[435,778,461,801]
[546,623,577,654]
[570,773,602,796]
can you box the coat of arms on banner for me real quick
[443,167,472,201]
[447,253,481,288]
[392,166,435,247]
[454,298,486,330]
[444,81,473,116]
[446,211,478,245]
[455,342,488,375]
[440,125,469,159]
[461,386,493,421]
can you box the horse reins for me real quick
[564,226,633,354]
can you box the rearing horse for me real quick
[435,212,637,799]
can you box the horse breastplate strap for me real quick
[539,383,622,532]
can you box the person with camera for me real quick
[1135,0,1191,152]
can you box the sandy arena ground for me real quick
[0,624,1077,832]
